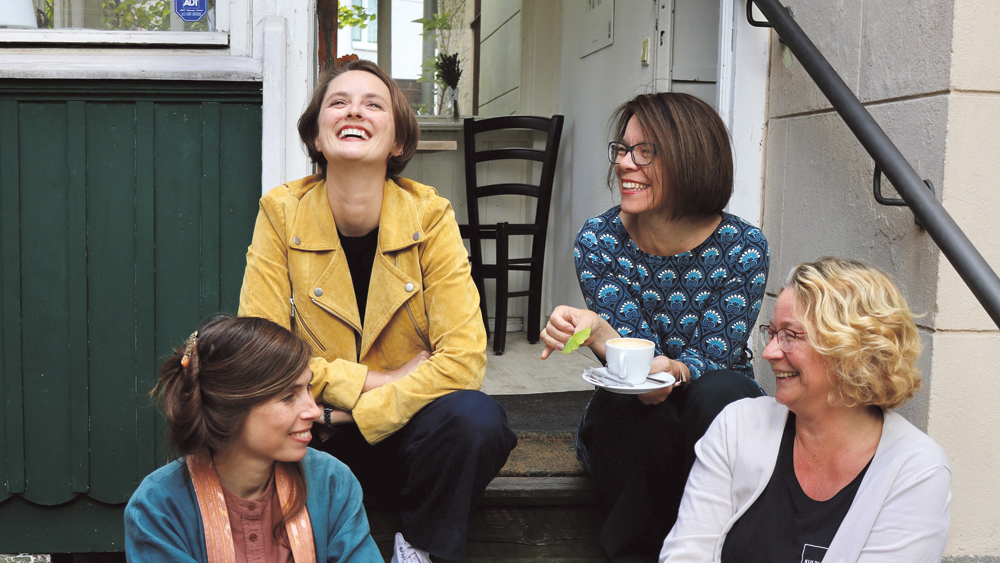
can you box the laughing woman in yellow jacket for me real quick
[239,59,516,563]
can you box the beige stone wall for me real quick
[928,1,1000,558]
[755,0,952,422]
[757,0,1000,558]
[477,0,522,116]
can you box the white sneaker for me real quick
[390,532,432,563]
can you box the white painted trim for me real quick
[261,15,287,194]
[0,52,262,81]
[0,29,229,46]
[719,0,770,227]
[488,317,524,334]
[216,0,232,33]
[229,0,252,57]
[717,0,736,124]
[653,0,674,89]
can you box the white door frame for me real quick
[718,0,771,227]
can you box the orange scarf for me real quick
[186,452,316,563]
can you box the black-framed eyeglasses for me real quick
[608,142,657,166]
[758,325,806,354]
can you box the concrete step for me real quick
[370,391,605,562]
[495,391,592,478]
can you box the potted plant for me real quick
[436,53,462,121]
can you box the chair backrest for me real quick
[462,114,565,260]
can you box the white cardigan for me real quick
[660,396,951,563]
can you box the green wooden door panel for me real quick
[135,101,159,480]
[19,102,77,506]
[67,101,90,495]
[86,102,139,504]
[200,102,222,319]
[1,100,25,502]
[219,104,264,312]
[0,495,126,553]
[0,80,263,550]
[152,103,210,410]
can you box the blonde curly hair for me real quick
[786,257,921,409]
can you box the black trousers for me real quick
[310,390,517,560]
[576,369,764,563]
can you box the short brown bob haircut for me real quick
[786,257,922,410]
[297,59,420,179]
[607,92,733,220]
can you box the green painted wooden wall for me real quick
[0,80,263,552]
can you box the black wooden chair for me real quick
[458,114,564,355]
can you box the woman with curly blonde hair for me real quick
[661,257,951,562]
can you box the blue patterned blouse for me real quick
[574,208,769,380]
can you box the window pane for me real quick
[26,0,217,31]
[351,0,361,41]
[366,0,376,43]
[335,0,443,114]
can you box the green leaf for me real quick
[562,328,591,355]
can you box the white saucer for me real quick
[581,367,676,395]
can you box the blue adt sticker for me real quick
[175,0,208,22]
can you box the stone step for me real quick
[369,476,603,562]
[494,391,592,477]
[369,391,605,562]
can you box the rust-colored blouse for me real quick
[221,476,293,563]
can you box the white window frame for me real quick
[0,0,257,80]
[0,0,249,54]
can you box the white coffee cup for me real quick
[605,338,655,385]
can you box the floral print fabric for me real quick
[575,208,769,379]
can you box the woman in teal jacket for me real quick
[124,315,379,562]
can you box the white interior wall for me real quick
[544,0,768,324]
[478,0,523,117]
[547,0,677,312]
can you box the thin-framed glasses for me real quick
[758,325,806,353]
[608,142,657,166]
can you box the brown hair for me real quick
[297,59,420,179]
[607,92,733,220]
[786,257,922,410]
[153,315,312,531]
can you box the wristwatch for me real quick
[323,405,334,428]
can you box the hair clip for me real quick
[181,331,198,368]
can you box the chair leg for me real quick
[526,269,542,344]
[493,224,509,355]
[473,271,490,340]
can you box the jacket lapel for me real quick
[359,179,424,358]
[288,180,362,333]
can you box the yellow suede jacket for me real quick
[239,175,487,444]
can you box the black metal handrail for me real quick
[750,0,1000,329]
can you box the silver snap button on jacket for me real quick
[314,288,323,297]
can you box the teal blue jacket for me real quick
[124,448,379,562]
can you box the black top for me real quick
[721,413,872,563]
[338,227,379,326]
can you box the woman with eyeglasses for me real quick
[539,92,770,562]
[661,257,951,562]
